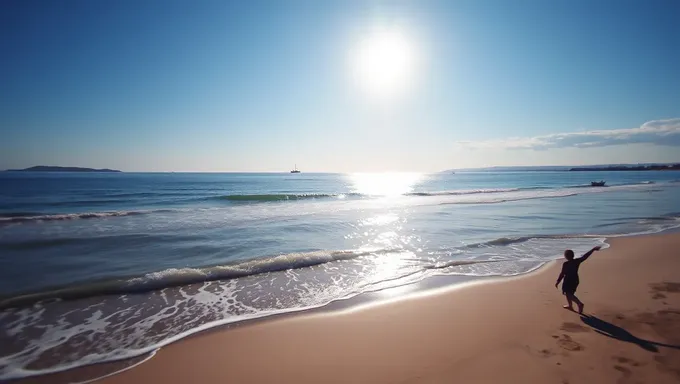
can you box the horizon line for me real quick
[3,162,680,174]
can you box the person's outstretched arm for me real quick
[555,264,566,288]
[578,246,602,262]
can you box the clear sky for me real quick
[2,0,679,172]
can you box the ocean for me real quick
[1,170,680,380]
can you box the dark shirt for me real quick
[561,258,584,283]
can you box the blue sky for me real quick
[1,0,679,172]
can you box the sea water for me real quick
[1,170,680,379]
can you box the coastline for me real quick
[17,232,680,383]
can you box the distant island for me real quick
[569,164,680,172]
[5,166,121,173]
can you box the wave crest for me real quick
[0,248,396,309]
[0,210,172,226]
[214,193,352,202]
[465,234,605,248]
[406,188,521,196]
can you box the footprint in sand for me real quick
[649,282,680,293]
[654,355,680,380]
[560,322,589,333]
[556,334,584,352]
[613,365,632,378]
[525,344,557,359]
[649,281,680,305]
[649,282,680,301]
[613,356,643,367]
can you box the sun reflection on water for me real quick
[347,172,424,197]
[341,173,430,298]
[360,213,400,227]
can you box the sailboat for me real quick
[290,164,301,173]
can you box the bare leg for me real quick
[563,294,574,310]
[571,294,584,314]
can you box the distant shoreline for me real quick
[447,163,680,173]
[5,166,121,173]
[569,164,680,172]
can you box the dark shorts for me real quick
[562,279,579,295]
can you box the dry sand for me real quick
[26,233,680,383]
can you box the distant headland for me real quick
[5,166,122,173]
[447,163,680,173]
[569,164,680,172]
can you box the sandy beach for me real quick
[22,232,680,383]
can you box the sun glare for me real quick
[348,172,423,197]
[351,29,417,99]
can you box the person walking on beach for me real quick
[555,246,601,314]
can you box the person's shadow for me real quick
[580,314,680,352]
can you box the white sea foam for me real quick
[0,234,617,381]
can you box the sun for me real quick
[351,29,417,99]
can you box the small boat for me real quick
[290,164,301,174]
[591,181,606,187]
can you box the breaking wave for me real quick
[406,188,521,196]
[213,193,358,202]
[0,210,171,226]
[0,248,397,310]
[464,234,605,248]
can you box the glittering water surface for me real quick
[1,171,679,379]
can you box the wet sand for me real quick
[27,233,680,383]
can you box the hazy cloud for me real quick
[456,118,680,150]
